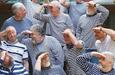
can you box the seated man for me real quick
[76,51,115,75]
[0,26,29,75]
[34,52,65,75]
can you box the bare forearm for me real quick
[35,59,41,71]
[68,31,83,48]
[101,27,115,40]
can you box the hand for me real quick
[21,30,32,35]
[92,27,102,31]
[91,52,106,59]
[0,51,7,61]
[87,1,96,7]
[37,52,49,60]
[63,29,72,34]
[43,3,49,8]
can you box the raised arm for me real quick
[63,29,83,49]
[96,4,109,23]
[33,4,49,22]
[93,26,115,41]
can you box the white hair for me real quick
[102,51,115,65]
[50,0,61,9]
[12,2,25,14]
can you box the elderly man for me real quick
[1,2,32,34]
[63,29,86,75]
[60,0,87,31]
[76,51,115,75]
[34,0,74,46]
[20,0,43,25]
[21,25,65,75]
[0,26,29,75]
[34,52,65,75]
[76,1,109,48]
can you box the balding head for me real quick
[5,26,17,43]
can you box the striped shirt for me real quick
[0,40,29,75]
[0,63,29,75]
[76,53,115,75]
[63,44,86,75]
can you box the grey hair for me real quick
[12,2,25,15]
[30,24,45,36]
[50,0,61,10]
[102,51,115,65]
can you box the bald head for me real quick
[5,26,17,43]
[6,26,16,33]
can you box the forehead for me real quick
[6,27,16,32]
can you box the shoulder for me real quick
[4,17,14,24]
[23,18,32,24]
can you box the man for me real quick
[63,29,86,75]
[20,0,43,25]
[1,2,32,34]
[93,26,115,52]
[93,26,115,67]
[60,0,86,31]
[76,1,109,48]
[34,0,74,45]
[0,26,29,75]
[21,25,64,75]
[34,52,65,75]
[76,51,115,75]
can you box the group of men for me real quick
[0,0,115,75]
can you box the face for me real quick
[6,28,17,42]
[86,5,96,15]
[30,31,43,44]
[16,6,26,19]
[41,54,50,68]
[94,30,105,40]
[49,4,59,16]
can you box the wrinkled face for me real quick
[16,6,26,19]
[41,54,50,68]
[94,30,105,40]
[30,31,42,44]
[6,28,17,42]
